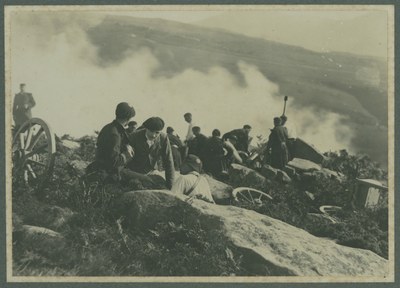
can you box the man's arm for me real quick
[108,133,132,170]
[161,135,175,189]
[185,123,194,141]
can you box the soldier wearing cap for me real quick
[127,117,175,189]
[171,154,215,204]
[13,83,36,128]
[91,102,136,182]
[126,120,138,136]
[266,117,289,169]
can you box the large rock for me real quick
[60,139,80,150]
[276,170,291,183]
[15,225,66,252]
[260,164,278,180]
[288,158,322,172]
[203,174,232,201]
[316,168,345,182]
[13,225,66,263]
[119,191,388,276]
[229,164,268,190]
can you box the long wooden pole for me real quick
[282,95,288,116]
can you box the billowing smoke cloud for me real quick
[10,12,352,153]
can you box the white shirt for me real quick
[171,172,215,203]
[185,122,195,142]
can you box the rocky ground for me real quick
[11,135,389,276]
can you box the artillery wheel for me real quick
[232,187,273,205]
[12,118,56,190]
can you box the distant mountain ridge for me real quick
[87,15,388,164]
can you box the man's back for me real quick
[95,120,129,173]
[223,129,248,152]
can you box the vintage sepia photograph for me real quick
[4,4,395,283]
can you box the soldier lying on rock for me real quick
[171,154,215,204]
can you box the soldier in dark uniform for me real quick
[89,102,137,183]
[13,83,36,128]
[203,129,225,178]
[222,125,252,153]
[127,117,175,189]
[266,117,289,170]
[187,126,208,165]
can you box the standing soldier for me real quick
[13,83,36,129]
[266,117,289,170]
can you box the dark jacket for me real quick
[128,129,174,189]
[222,128,249,152]
[94,120,131,180]
[203,136,225,176]
[187,133,208,162]
[13,92,36,126]
[266,125,289,169]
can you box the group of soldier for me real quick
[13,83,292,203]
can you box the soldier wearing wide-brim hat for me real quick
[127,117,175,189]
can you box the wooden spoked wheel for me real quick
[232,187,273,205]
[12,118,56,189]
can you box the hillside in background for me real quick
[87,16,388,165]
[196,11,388,58]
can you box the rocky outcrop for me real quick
[14,225,66,254]
[293,138,325,164]
[60,139,80,150]
[288,158,322,172]
[119,190,388,277]
[203,174,232,202]
[260,165,291,183]
[229,164,268,190]
[260,164,278,180]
